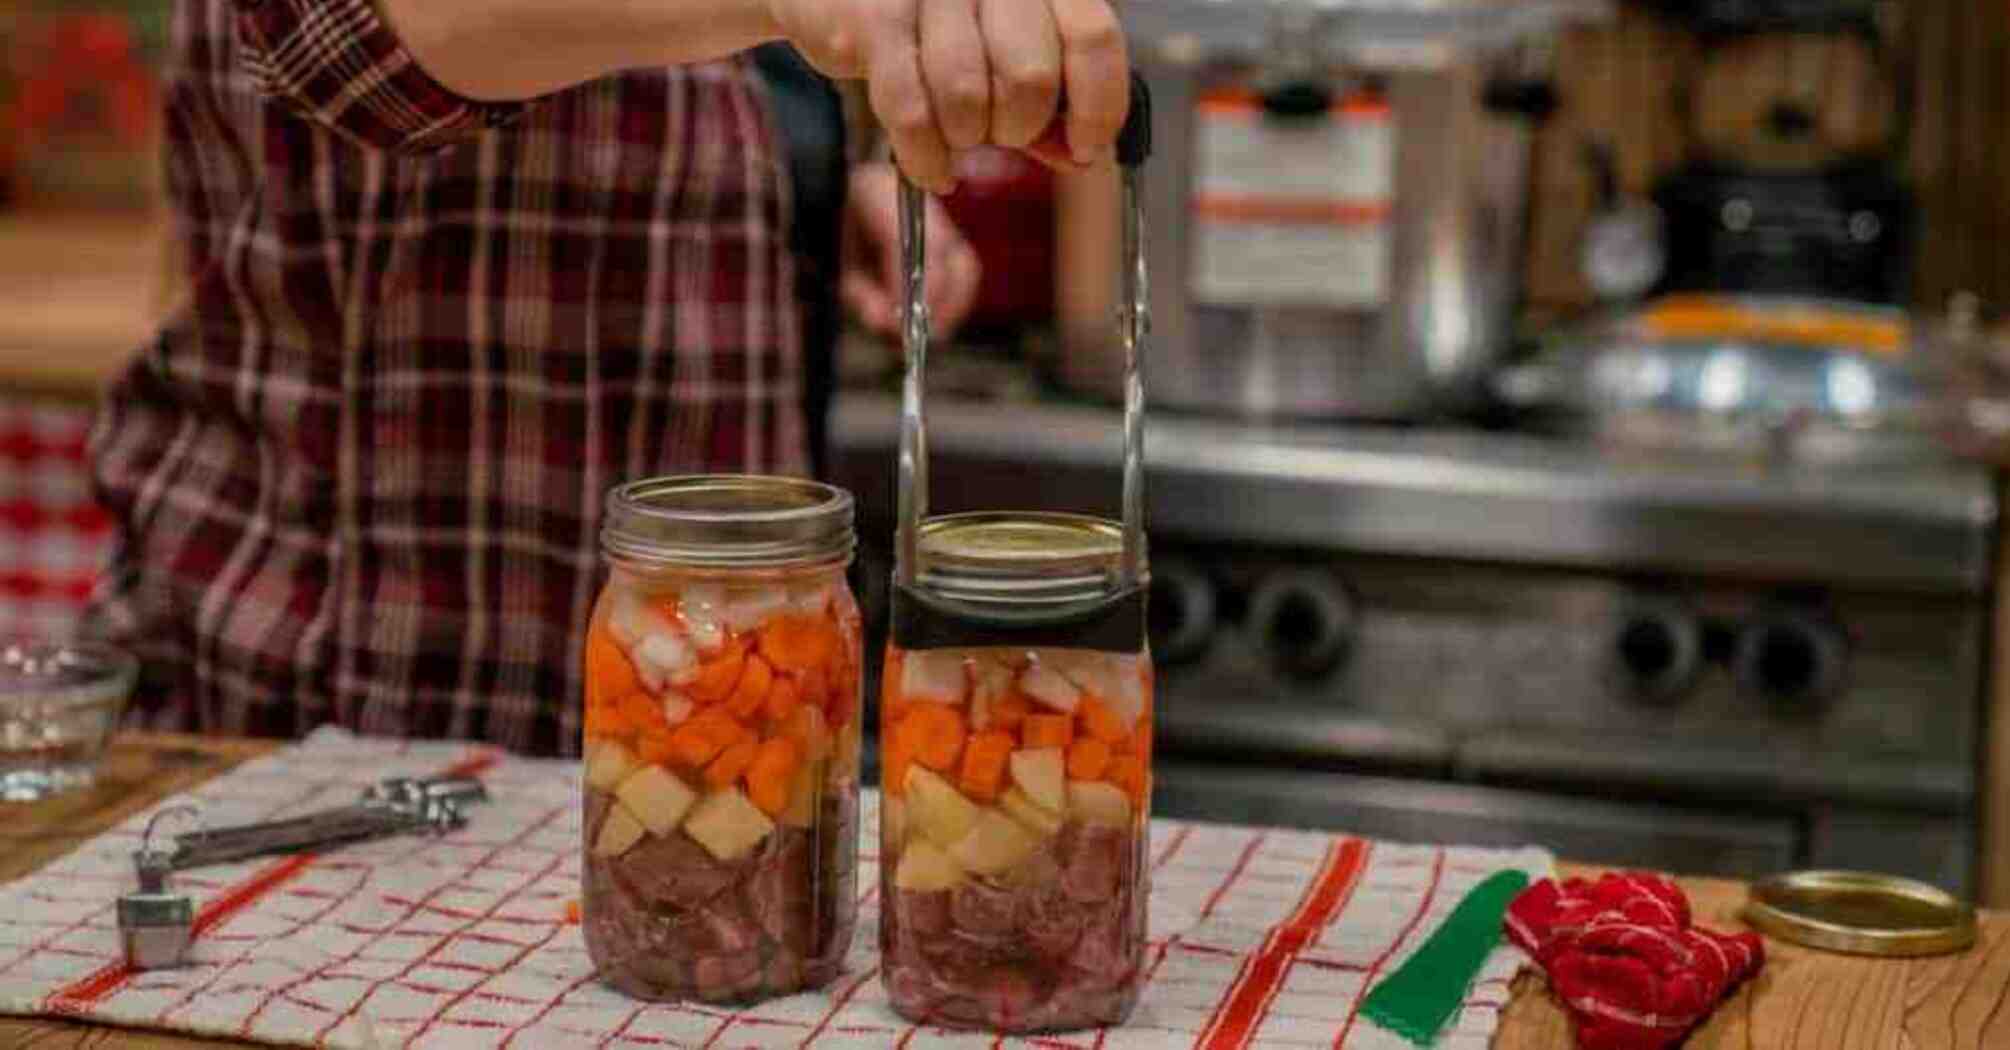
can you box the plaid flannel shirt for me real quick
[86,0,805,755]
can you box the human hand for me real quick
[840,163,980,340]
[769,0,1129,193]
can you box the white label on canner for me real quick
[1189,92,1394,309]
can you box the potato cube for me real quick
[683,787,776,862]
[632,631,696,693]
[906,765,980,847]
[895,839,967,892]
[947,808,1038,877]
[901,650,970,706]
[585,739,638,792]
[615,765,698,837]
[592,802,647,858]
[1067,780,1133,827]
[1008,747,1066,813]
[883,795,909,849]
[999,787,1063,838]
[1019,663,1081,714]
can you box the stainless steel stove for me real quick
[829,387,1996,894]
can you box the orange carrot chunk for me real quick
[1106,754,1147,805]
[1067,737,1112,780]
[883,727,916,797]
[958,730,1015,802]
[989,691,1032,731]
[746,736,803,816]
[764,673,804,724]
[760,613,838,673]
[585,627,641,709]
[1022,713,1074,751]
[703,737,759,789]
[1078,695,1129,744]
[724,654,774,721]
[667,708,744,769]
[684,638,749,704]
[906,703,966,772]
[618,689,670,738]
[635,729,678,766]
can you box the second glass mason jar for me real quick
[581,475,862,1003]
[880,513,1152,1031]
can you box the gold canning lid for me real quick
[1742,870,1976,958]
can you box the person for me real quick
[85,0,1132,754]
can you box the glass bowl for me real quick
[1,642,137,801]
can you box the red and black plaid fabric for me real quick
[85,0,805,755]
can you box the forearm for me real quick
[379,0,787,102]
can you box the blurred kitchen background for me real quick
[9,0,2010,904]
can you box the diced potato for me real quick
[1068,780,1133,827]
[1008,747,1066,813]
[684,787,776,862]
[678,583,728,652]
[999,787,1063,838]
[632,631,696,693]
[616,765,699,837]
[1050,651,1146,730]
[723,586,789,632]
[969,660,1014,730]
[780,760,822,829]
[1019,663,1081,714]
[660,692,695,727]
[901,650,970,706]
[593,802,647,857]
[883,795,908,848]
[947,808,1038,877]
[606,590,666,650]
[906,765,980,847]
[895,839,967,891]
[585,739,638,792]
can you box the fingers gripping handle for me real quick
[894,74,1152,591]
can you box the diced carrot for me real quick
[563,899,582,924]
[746,736,803,816]
[703,737,759,789]
[958,730,1015,802]
[764,673,804,723]
[797,662,831,712]
[585,627,642,710]
[1106,755,1147,806]
[1022,713,1074,750]
[1078,695,1129,744]
[882,727,915,797]
[1067,737,1112,780]
[988,691,1031,731]
[684,638,749,704]
[724,654,774,721]
[779,703,829,762]
[904,703,966,772]
[760,613,838,673]
[635,729,679,767]
[666,708,745,769]
[617,689,670,738]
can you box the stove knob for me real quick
[1247,571,1355,680]
[1734,610,1848,713]
[1609,598,1702,704]
[1148,559,1216,666]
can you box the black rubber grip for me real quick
[1116,72,1152,168]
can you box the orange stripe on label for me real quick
[43,748,498,1012]
[1192,197,1392,225]
[1197,837,1372,1050]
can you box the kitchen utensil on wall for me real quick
[1050,0,1607,421]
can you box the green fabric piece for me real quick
[1361,868,1532,1047]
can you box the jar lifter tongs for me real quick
[892,77,1153,651]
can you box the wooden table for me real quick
[4,734,2009,1049]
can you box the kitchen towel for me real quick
[0,398,111,641]
[1505,873,1765,1050]
[0,728,1552,1049]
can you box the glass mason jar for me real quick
[880,513,1152,1032]
[581,475,863,1003]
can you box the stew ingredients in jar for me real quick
[583,574,863,1003]
[880,645,1151,1032]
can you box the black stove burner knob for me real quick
[1734,611,1849,713]
[1147,559,1216,667]
[1247,571,1355,680]
[1609,599,1703,704]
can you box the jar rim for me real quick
[915,511,1147,606]
[601,475,855,570]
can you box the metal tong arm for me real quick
[164,776,486,870]
[895,73,1154,589]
